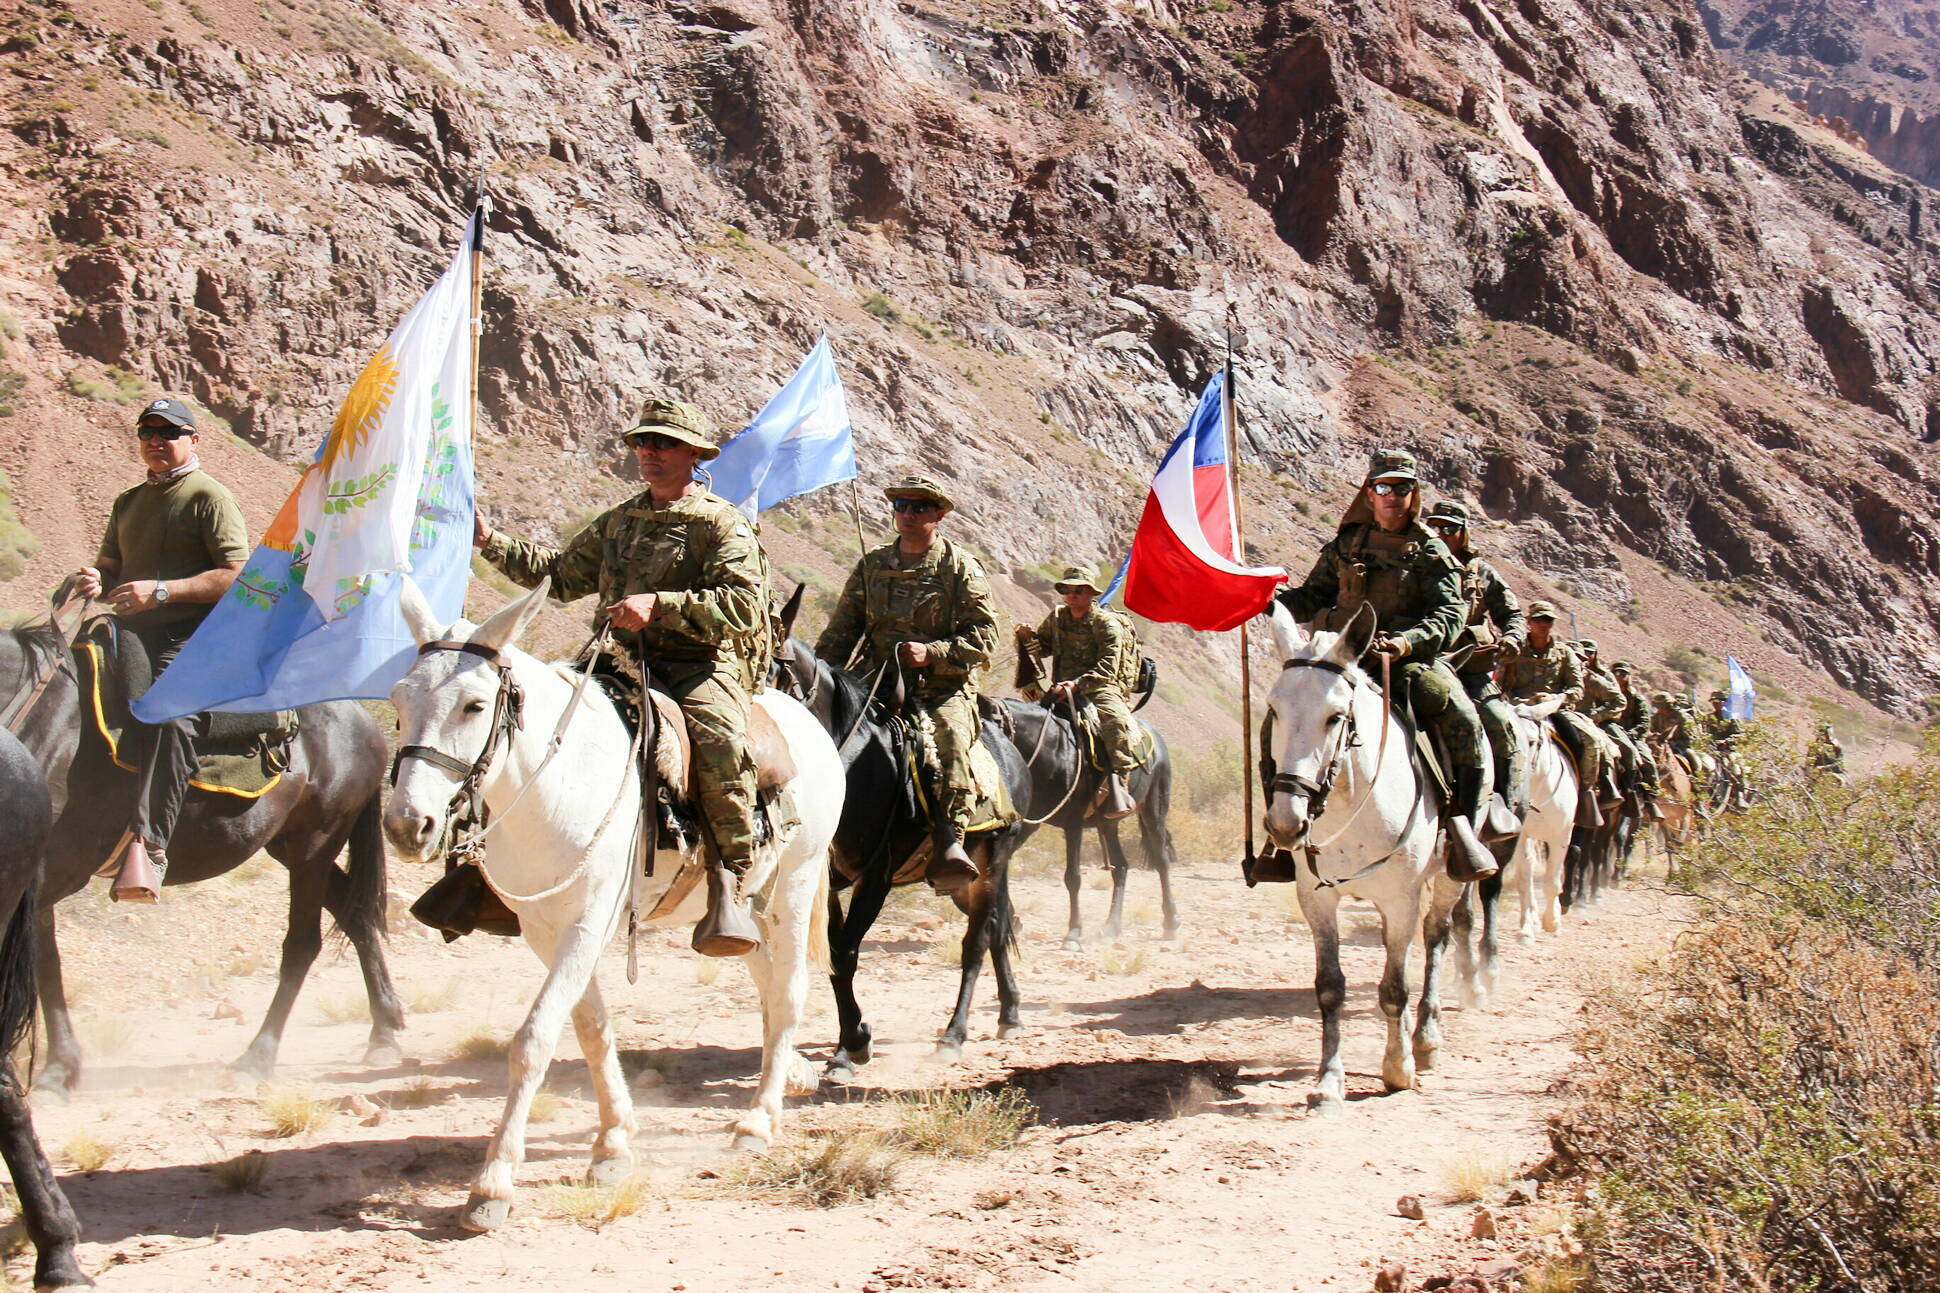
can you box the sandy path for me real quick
[13,846,1673,1291]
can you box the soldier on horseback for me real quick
[1577,642,1662,821]
[1014,564,1139,820]
[1649,691,1695,763]
[1496,602,1607,828]
[1807,721,1846,780]
[816,475,999,894]
[73,398,249,903]
[474,398,770,957]
[1420,499,1525,842]
[1275,449,1498,881]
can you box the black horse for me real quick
[0,617,402,1095]
[777,641,1028,1077]
[1000,698,1180,949]
[0,728,91,1288]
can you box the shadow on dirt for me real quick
[990,1057,1245,1125]
[1059,984,1318,1035]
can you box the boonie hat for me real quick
[1053,565,1102,594]
[624,398,719,459]
[1577,639,1599,655]
[883,474,954,514]
[1610,659,1632,673]
[1526,600,1558,620]
[136,397,196,430]
[1363,448,1418,483]
[1709,689,1728,702]
[1423,500,1469,526]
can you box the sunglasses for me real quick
[1368,480,1414,497]
[626,432,684,451]
[1426,519,1463,531]
[891,499,938,515]
[137,423,193,442]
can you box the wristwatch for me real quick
[153,580,170,604]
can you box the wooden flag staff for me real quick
[1224,320,1260,887]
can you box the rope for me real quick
[478,714,647,904]
[1015,692,1088,827]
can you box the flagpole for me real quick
[468,188,487,470]
[1225,318,1258,887]
[847,478,869,560]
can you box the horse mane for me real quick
[5,618,67,678]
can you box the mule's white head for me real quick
[382,576,550,861]
[1261,601,1375,847]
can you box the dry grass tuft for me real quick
[63,1131,116,1172]
[1098,946,1148,976]
[1440,1149,1514,1203]
[76,1013,137,1059]
[1521,1259,1589,1293]
[925,939,962,967]
[258,1086,334,1138]
[546,1173,648,1228]
[452,1029,509,1062]
[1167,1074,1223,1120]
[389,1077,444,1109]
[1128,898,1160,927]
[529,1090,563,1123]
[208,1149,268,1193]
[220,947,268,978]
[730,1131,904,1206]
[692,956,722,986]
[407,977,461,1014]
[891,1088,1034,1157]
[313,990,369,1025]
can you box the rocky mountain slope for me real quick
[1,0,1936,731]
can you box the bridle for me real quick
[390,639,527,864]
[1262,650,1416,887]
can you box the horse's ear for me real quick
[777,582,805,639]
[1329,601,1378,665]
[397,575,444,648]
[1267,601,1305,661]
[471,577,551,654]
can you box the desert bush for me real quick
[1554,736,1940,1291]
[547,1173,647,1228]
[258,1086,333,1138]
[208,1149,268,1193]
[730,1130,903,1206]
[0,469,38,580]
[890,1088,1033,1157]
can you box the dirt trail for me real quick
[15,848,1676,1291]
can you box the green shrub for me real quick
[0,369,24,418]
[64,366,145,405]
[0,470,38,580]
[859,291,901,324]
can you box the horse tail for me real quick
[1138,731,1175,871]
[0,873,39,1075]
[807,852,832,974]
[344,790,389,942]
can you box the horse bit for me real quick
[390,639,526,864]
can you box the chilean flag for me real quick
[1107,369,1286,631]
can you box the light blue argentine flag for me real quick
[707,333,856,518]
[1725,654,1757,721]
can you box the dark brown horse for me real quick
[0,726,91,1287]
[0,618,401,1095]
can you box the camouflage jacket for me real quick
[1649,705,1689,745]
[1105,606,1145,694]
[1278,521,1466,658]
[1019,606,1128,696]
[1615,690,1647,734]
[1577,664,1626,725]
[815,537,997,696]
[1496,638,1584,706]
[480,487,768,680]
[1809,735,1845,771]
[1450,555,1526,676]
[1703,711,1742,749]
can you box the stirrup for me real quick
[110,838,165,904]
[926,828,978,894]
[1445,816,1499,882]
[1575,784,1604,828]
[1479,793,1521,843]
[1100,775,1136,821]
[693,863,760,958]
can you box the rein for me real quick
[1,580,88,737]
[1014,691,1087,827]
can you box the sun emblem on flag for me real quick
[322,345,400,475]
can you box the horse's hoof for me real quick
[928,1042,964,1065]
[363,1041,403,1068]
[1306,1091,1344,1117]
[229,1054,275,1084]
[1383,1070,1419,1093]
[822,1059,858,1086]
[30,1251,94,1290]
[28,1077,72,1106]
[1101,924,1122,941]
[785,1055,818,1097]
[994,1020,1022,1040]
[458,1195,512,1233]
[1059,935,1082,952]
[730,1131,770,1154]
[1160,924,1181,942]
[586,1157,632,1188]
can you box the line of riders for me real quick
[77,397,1785,950]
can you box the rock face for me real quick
[1,0,1938,714]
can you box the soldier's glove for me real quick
[1498,637,1523,659]
[1373,634,1410,659]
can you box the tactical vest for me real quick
[1312,526,1423,634]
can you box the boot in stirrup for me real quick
[692,861,761,958]
[926,818,978,894]
[1099,774,1136,820]
[1446,816,1499,882]
[1643,792,1665,822]
[1575,783,1604,828]
[111,837,165,904]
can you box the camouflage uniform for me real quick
[1702,699,1742,752]
[1649,693,1693,761]
[480,411,769,869]
[816,487,997,836]
[1423,500,1527,821]
[1276,451,1494,831]
[1019,595,1140,776]
[1496,611,1604,794]
[1605,661,1659,797]
[1576,644,1650,799]
[1808,723,1845,777]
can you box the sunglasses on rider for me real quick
[1425,518,1462,531]
[891,499,939,514]
[136,422,194,442]
[625,432,684,452]
[1368,480,1415,497]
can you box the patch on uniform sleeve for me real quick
[735,524,752,538]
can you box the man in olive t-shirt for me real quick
[74,398,249,902]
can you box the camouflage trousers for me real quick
[1548,711,1604,789]
[1456,671,1526,813]
[1079,685,1142,775]
[1599,722,1656,795]
[660,659,760,866]
[1392,658,1492,821]
[922,687,982,833]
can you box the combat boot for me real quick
[693,860,761,958]
[1575,784,1604,828]
[110,837,165,904]
[1642,792,1665,822]
[926,816,978,894]
[1446,816,1499,881]
[1099,774,1136,820]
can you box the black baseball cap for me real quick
[136,397,196,429]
